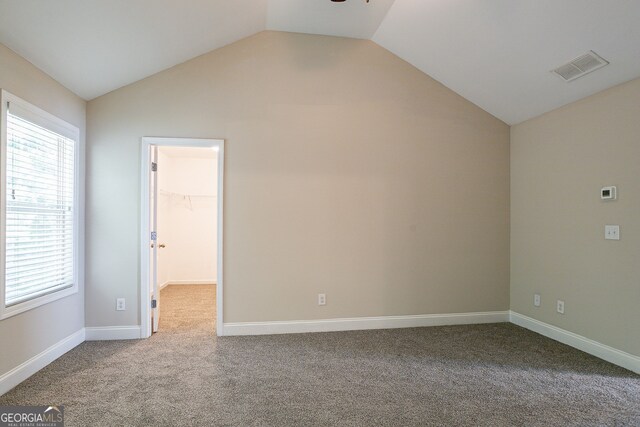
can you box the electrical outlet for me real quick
[605,225,620,240]
[556,300,565,314]
[116,298,126,311]
[318,293,326,306]
[534,294,541,307]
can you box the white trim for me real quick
[0,328,85,396]
[150,146,159,333]
[0,90,84,320]
[222,311,509,336]
[162,280,216,286]
[85,326,141,341]
[1,90,78,140]
[510,311,640,374]
[159,280,215,290]
[140,137,224,338]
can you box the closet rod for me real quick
[159,189,216,198]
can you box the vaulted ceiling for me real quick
[1,0,639,124]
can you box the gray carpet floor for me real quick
[1,284,639,426]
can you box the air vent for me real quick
[552,51,609,82]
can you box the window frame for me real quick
[0,90,82,319]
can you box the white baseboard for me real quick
[159,280,214,291]
[223,311,509,336]
[510,311,640,374]
[0,328,85,396]
[163,280,215,286]
[85,326,141,341]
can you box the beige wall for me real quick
[86,31,509,327]
[511,77,640,356]
[0,44,86,375]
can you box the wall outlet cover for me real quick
[534,294,541,307]
[605,225,620,240]
[318,293,326,306]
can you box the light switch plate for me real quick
[605,225,620,240]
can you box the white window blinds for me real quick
[5,104,76,307]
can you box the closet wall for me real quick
[157,149,218,287]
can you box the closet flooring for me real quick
[158,284,215,332]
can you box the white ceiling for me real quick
[267,0,395,39]
[373,0,640,124]
[1,0,639,124]
[0,0,268,100]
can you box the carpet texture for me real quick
[1,284,639,426]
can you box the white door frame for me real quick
[140,137,225,337]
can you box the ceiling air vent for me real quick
[552,51,609,82]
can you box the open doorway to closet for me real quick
[157,146,217,333]
[141,138,224,339]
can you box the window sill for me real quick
[0,285,79,320]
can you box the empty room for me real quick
[0,1,638,426]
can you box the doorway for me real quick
[140,137,224,338]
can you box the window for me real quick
[1,90,81,319]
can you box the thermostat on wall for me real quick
[601,186,616,200]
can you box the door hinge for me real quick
[151,299,157,309]
[151,162,157,172]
